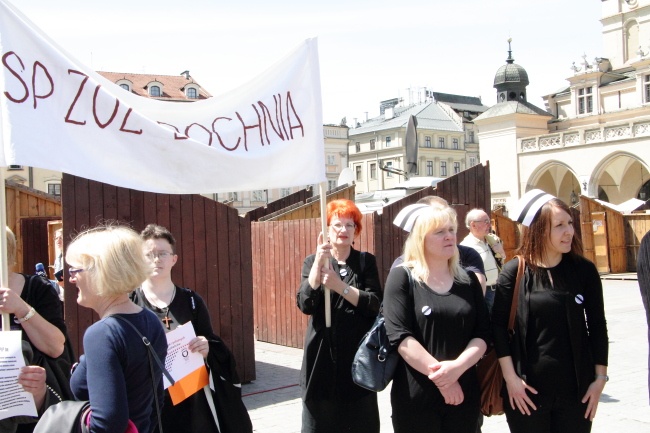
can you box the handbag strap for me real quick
[110,314,174,433]
[508,256,526,333]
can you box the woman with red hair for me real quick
[297,199,382,433]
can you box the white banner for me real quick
[0,0,325,194]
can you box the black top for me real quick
[11,274,66,337]
[296,249,382,402]
[492,255,609,400]
[131,287,252,433]
[383,266,490,409]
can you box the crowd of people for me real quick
[0,190,612,433]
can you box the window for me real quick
[452,138,459,149]
[281,188,291,197]
[578,87,593,114]
[370,163,377,179]
[356,165,362,181]
[186,87,198,99]
[385,161,393,177]
[229,192,239,201]
[327,154,336,165]
[252,190,265,201]
[440,161,447,176]
[119,83,130,91]
[370,139,375,150]
[425,136,432,148]
[328,180,337,191]
[385,136,392,147]
[149,85,161,97]
[8,165,22,170]
[645,75,650,103]
[469,157,477,167]
[468,131,474,143]
[47,183,61,196]
[439,137,445,148]
[454,162,461,174]
[426,161,433,176]
[355,142,361,153]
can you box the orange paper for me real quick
[168,364,209,405]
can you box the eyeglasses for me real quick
[473,219,491,225]
[68,268,84,277]
[330,223,356,231]
[145,251,174,260]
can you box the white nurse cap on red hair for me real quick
[511,189,556,227]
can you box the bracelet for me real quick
[595,374,609,382]
[17,306,36,323]
[342,285,350,296]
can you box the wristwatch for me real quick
[342,285,350,296]
[595,374,609,382]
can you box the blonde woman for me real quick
[383,206,490,433]
[66,225,167,433]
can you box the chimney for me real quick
[180,70,190,80]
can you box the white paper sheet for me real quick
[163,322,204,389]
[0,331,37,421]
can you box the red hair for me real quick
[327,199,363,235]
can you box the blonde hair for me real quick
[402,207,470,285]
[5,227,16,266]
[66,225,149,297]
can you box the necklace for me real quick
[101,298,131,318]
[144,286,176,330]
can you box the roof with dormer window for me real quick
[97,71,212,101]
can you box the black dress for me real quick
[131,287,252,433]
[296,249,382,433]
[383,266,490,433]
[492,255,609,432]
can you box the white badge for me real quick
[575,294,584,304]
[421,305,432,316]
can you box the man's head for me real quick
[465,208,491,239]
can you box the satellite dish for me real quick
[405,115,418,175]
[338,167,355,187]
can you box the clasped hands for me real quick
[313,233,346,293]
[428,360,464,405]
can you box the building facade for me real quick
[476,0,650,214]
[349,95,485,194]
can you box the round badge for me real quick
[575,294,584,304]
[421,306,432,316]
[339,267,348,277]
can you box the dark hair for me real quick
[516,198,583,272]
[140,224,176,253]
[327,199,363,236]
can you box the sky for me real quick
[11,0,603,126]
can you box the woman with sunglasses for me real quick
[297,199,382,433]
[66,225,167,433]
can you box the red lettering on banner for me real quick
[157,121,188,140]
[285,92,304,139]
[185,123,213,147]
[2,52,28,103]
[65,70,88,125]
[258,99,285,145]
[32,61,53,109]
[212,117,241,151]
[275,93,289,139]
[119,108,143,135]
[236,106,263,151]
[92,85,119,129]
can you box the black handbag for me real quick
[33,400,90,433]
[350,312,399,392]
[351,266,414,392]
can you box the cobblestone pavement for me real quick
[242,278,650,433]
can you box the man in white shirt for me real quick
[460,208,505,312]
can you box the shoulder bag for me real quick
[351,266,414,392]
[476,255,525,416]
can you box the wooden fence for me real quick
[252,162,492,348]
[61,174,256,382]
[4,180,62,273]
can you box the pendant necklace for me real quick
[147,286,176,330]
